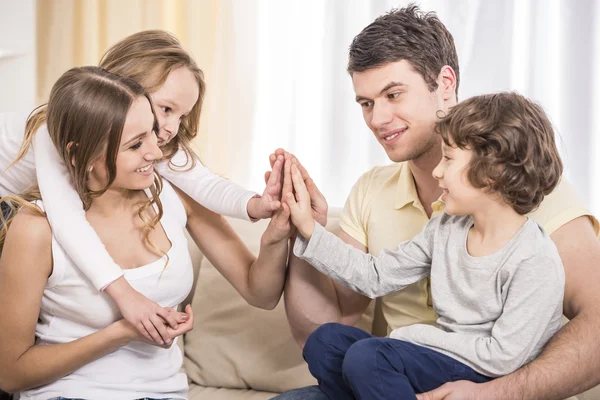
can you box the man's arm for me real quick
[418,215,600,400]
[285,230,372,348]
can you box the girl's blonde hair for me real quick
[99,30,205,166]
[12,30,205,171]
[1,66,165,258]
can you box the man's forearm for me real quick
[284,238,345,348]
[478,310,600,400]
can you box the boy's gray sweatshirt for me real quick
[294,213,565,377]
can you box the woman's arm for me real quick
[0,209,128,392]
[32,128,177,344]
[0,209,194,393]
[175,181,291,310]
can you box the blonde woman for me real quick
[0,66,292,399]
[0,30,282,345]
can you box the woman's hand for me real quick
[118,305,194,348]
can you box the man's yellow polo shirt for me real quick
[339,162,599,334]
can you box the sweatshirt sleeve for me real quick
[293,221,435,299]
[155,149,257,221]
[33,126,123,291]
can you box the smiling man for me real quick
[275,4,600,400]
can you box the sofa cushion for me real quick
[183,209,375,393]
[188,383,277,400]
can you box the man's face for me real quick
[352,60,447,163]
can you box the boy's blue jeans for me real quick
[299,323,491,400]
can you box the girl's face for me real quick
[89,96,163,192]
[150,66,200,147]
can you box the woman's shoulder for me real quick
[9,204,51,247]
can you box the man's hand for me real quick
[417,380,485,400]
[247,155,284,220]
[266,149,328,227]
[105,276,179,345]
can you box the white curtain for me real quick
[208,0,600,214]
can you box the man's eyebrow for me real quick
[355,81,406,103]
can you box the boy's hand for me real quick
[247,155,284,220]
[105,277,179,345]
[284,160,315,239]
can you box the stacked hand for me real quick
[120,304,194,349]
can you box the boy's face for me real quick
[432,141,487,215]
[351,60,448,163]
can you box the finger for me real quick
[265,197,281,211]
[291,163,310,204]
[151,315,171,343]
[264,170,271,186]
[266,157,283,193]
[269,153,276,168]
[138,322,153,342]
[282,158,293,197]
[285,192,300,214]
[280,201,291,219]
[142,319,164,344]
[157,307,179,329]
[274,148,286,158]
[417,384,449,400]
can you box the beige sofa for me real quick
[180,209,600,400]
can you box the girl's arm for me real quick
[156,149,280,221]
[32,128,177,344]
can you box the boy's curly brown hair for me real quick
[435,92,563,215]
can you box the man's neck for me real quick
[409,146,443,218]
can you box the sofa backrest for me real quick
[182,209,376,393]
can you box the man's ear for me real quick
[437,65,457,102]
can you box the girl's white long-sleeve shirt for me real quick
[0,112,257,290]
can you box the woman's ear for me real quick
[65,141,77,167]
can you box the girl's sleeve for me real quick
[155,149,257,221]
[33,126,123,291]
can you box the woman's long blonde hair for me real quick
[0,66,164,256]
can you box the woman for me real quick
[0,30,284,345]
[0,66,291,399]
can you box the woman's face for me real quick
[150,66,200,147]
[89,96,163,192]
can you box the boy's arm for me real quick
[286,161,433,299]
[418,216,600,400]
[32,128,177,344]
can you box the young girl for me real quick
[284,92,565,399]
[0,30,281,345]
[0,66,291,399]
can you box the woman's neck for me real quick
[86,188,146,218]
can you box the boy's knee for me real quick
[303,323,346,361]
[342,338,382,379]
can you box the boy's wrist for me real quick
[299,219,315,239]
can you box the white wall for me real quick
[0,0,36,112]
